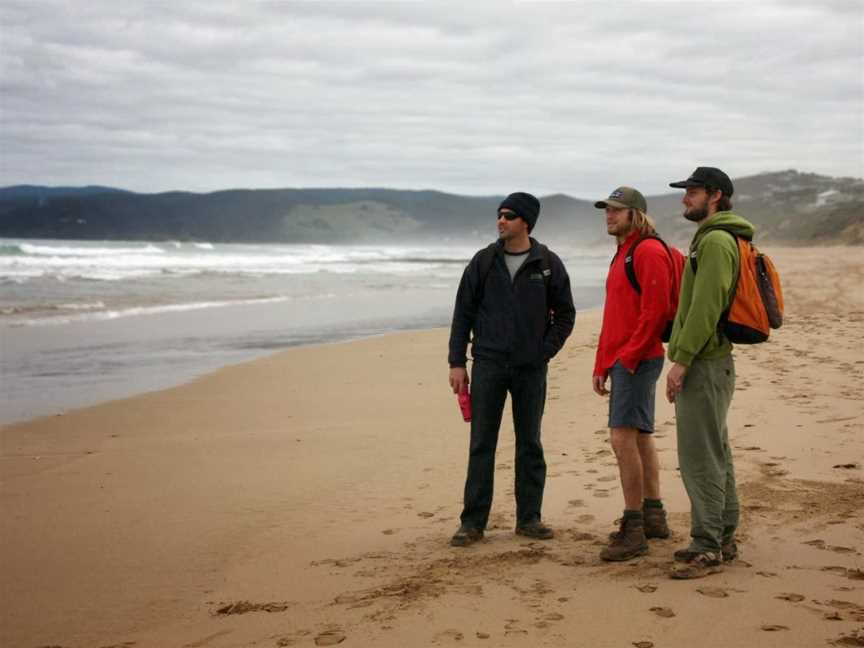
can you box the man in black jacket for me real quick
[448,192,576,546]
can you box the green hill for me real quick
[0,170,860,245]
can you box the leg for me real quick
[674,357,736,553]
[510,362,547,527]
[720,356,739,547]
[610,427,643,510]
[637,434,661,501]
[459,359,508,531]
[601,426,650,561]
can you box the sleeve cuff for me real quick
[668,350,694,366]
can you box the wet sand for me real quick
[1,246,862,648]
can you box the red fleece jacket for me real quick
[593,231,673,376]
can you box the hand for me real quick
[665,362,688,403]
[592,374,609,396]
[449,367,469,394]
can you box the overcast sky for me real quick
[1,1,862,198]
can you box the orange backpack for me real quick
[691,230,783,344]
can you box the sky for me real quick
[1,1,862,198]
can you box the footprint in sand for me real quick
[593,489,610,498]
[476,632,491,639]
[829,546,857,554]
[634,584,658,593]
[418,512,435,518]
[597,475,617,482]
[433,629,464,642]
[775,593,805,602]
[576,514,595,523]
[761,625,789,632]
[568,499,586,508]
[696,587,728,598]
[313,630,346,646]
[650,606,675,618]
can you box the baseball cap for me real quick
[669,167,734,197]
[594,186,647,212]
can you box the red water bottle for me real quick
[457,389,472,422]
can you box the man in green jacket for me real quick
[664,166,754,579]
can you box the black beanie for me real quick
[498,192,540,232]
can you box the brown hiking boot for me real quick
[643,506,670,539]
[600,516,648,562]
[669,551,723,579]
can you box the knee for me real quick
[609,428,637,458]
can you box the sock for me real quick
[623,509,643,519]
[643,498,663,509]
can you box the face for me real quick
[604,206,633,238]
[497,209,527,240]
[682,186,711,222]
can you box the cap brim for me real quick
[595,199,629,209]
[669,179,703,189]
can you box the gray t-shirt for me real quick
[504,251,529,281]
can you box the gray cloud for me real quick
[1,0,861,197]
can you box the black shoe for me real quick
[515,520,554,540]
[450,525,483,547]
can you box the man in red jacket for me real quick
[592,186,675,561]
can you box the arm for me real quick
[592,314,609,393]
[448,255,483,369]
[616,242,673,372]
[668,232,737,367]
[542,254,576,361]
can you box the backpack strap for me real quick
[689,227,743,325]
[623,235,671,295]
[689,227,745,273]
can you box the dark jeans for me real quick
[460,358,548,530]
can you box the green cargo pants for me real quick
[675,354,739,552]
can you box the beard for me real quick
[683,205,708,222]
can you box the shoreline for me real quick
[2,247,862,648]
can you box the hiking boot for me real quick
[515,519,554,540]
[669,551,724,579]
[674,541,738,563]
[643,506,670,539]
[450,525,483,547]
[600,517,649,562]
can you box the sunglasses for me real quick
[497,210,520,221]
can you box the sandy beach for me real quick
[2,246,862,648]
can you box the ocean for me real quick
[0,238,610,424]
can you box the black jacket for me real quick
[448,238,576,368]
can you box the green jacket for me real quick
[667,211,755,366]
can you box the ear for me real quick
[707,189,723,208]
